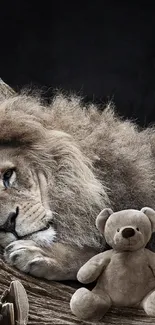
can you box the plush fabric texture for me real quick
[70,207,155,320]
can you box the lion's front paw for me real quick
[4,240,51,278]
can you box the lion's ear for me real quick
[141,207,155,232]
[95,208,113,233]
[0,78,15,101]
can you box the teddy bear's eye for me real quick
[117,228,120,232]
[136,227,139,231]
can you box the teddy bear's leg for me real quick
[141,290,155,316]
[70,287,111,320]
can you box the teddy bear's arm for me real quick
[146,249,155,276]
[77,250,112,284]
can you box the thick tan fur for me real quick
[0,92,155,279]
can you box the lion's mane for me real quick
[0,92,155,250]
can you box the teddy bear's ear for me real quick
[141,207,155,232]
[95,208,114,233]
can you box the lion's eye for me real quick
[117,228,120,232]
[3,169,14,188]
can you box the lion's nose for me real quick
[122,227,135,238]
[0,207,19,233]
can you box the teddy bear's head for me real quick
[96,207,155,251]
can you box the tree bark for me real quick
[0,79,154,324]
[0,256,154,325]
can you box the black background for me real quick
[1,1,155,126]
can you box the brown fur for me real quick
[0,91,155,279]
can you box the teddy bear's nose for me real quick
[122,227,135,238]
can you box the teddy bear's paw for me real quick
[142,290,155,316]
[70,287,111,320]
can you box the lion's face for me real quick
[0,147,55,248]
[0,93,107,252]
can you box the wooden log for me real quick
[0,79,154,324]
[0,256,154,325]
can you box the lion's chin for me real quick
[27,227,56,248]
[0,226,56,249]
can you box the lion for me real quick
[0,86,155,281]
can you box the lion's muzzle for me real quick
[0,206,19,236]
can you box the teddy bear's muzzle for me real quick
[122,227,135,238]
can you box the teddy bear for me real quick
[70,207,155,320]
